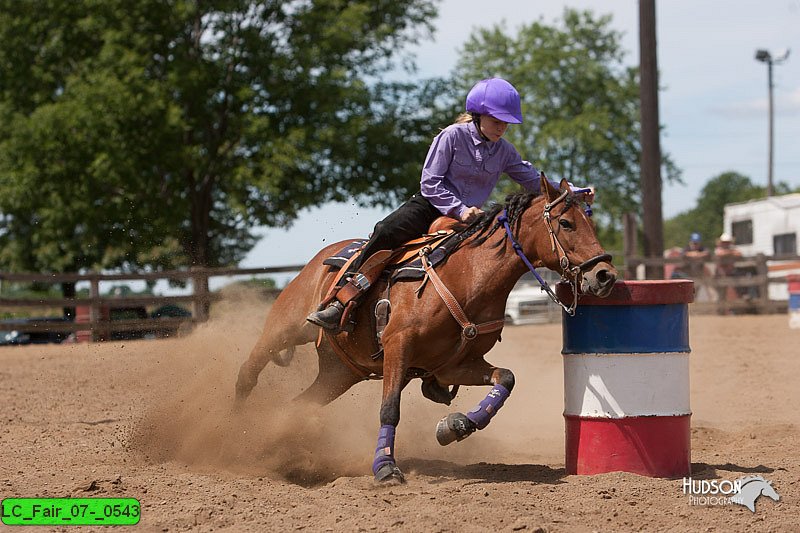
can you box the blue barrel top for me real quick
[558,280,694,354]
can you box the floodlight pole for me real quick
[755,49,790,197]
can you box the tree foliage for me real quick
[450,8,680,246]
[663,171,793,249]
[0,0,441,273]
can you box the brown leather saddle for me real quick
[318,217,461,334]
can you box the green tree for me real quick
[450,8,680,248]
[662,171,793,249]
[0,0,442,276]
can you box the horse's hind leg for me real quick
[293,343,361,406]
[235,314,317,403]
[433,359,515,446]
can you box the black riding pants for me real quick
[349,192,443,273]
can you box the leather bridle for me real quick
[500,189,611,316]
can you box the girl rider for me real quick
[307,77,593,331]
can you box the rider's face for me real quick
[480,115,509,142]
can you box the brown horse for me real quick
[235,176,617,483]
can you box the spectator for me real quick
[714,233,741,277]
[714,232,743,306]
[672,232,710,279]
[684,232,708,257]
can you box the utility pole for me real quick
[755,48,790,197]
[639,0,664,279]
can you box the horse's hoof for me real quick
[373,463,405,484]
[272,346,294,367]
[435,413,476,446]
[232,395,248,413]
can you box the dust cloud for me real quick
[127,286,565,486]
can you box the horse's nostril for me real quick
[596,269,615,286]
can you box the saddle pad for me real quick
[322,240,368,267]
[389,243,453,281]
[321,236,463,282]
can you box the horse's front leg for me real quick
[372,342,410,484]
[433,359,515,445]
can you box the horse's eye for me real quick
[559,219,573,230]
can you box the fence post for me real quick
[755,253,770,311]
[192,268,210,321]
[88,274,103,341]
[622,213,638,280]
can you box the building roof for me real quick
[726,193,800,211]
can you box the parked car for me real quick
[504,271,560,325]
[0,317,71,345]
[106,304,192,341]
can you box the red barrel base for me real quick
[565,414,691,478]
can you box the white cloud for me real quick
[786,86,800,112]
[710,85,800,118]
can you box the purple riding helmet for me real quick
[465,78,523,124]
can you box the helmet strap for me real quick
[471,113,491,142]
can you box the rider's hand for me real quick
[459,206,483,223]
[571,186,595,205]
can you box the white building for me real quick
[724,193,800,299]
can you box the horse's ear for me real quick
[540,172,559,201]
[559,178,571,192]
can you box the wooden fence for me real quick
[0,265,304,341]
[624,253,800,315]
[2,252,798,342]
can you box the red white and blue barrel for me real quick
[789,274,800,329]
[556,280,694,477]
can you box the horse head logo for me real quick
[730,475,780,513]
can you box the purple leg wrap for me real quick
[466,384,510,430]
[372,424,396,475]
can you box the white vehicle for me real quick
[724,193,800,300]
[504,271,560,325]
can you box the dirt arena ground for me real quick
[2,291,798,532]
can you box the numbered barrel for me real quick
[789,274,800,329]
[557,280,694,477]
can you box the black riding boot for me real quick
[306,301,345,330]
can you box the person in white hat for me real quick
[714,232,742,305]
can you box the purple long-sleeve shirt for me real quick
[420,121,543,218]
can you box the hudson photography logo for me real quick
[682,475,780,512]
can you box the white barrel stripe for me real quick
[564,353,690,418]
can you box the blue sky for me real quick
[242,0,800,270]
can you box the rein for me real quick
[413,188,611,375]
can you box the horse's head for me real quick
[534,175,617,298]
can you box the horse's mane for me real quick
[451,192,541,254]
